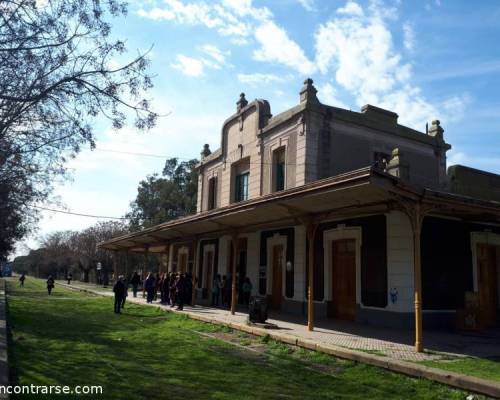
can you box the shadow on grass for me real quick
[5,279,473,400]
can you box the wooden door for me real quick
[331,239,356,320]
[178,253,187,273]
[205,251,214,294]
[271,245,283,309]
[477,244,498,327]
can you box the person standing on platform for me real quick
[242,277,253,307]
[176,273,186,310]
[169,273,177,308]
[144,272,156,304]
[212,274,221,306]
[130,271,141,298]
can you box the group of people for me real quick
[112,271,254,314]
[112,271,194,314]
[209,275,253,308]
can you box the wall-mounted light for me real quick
[286,261,293,272]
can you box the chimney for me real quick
[299,78,319,104]
[428,120,444,140]
[385,148,409,181]
[236,93,248,113]
[361,104,398,125]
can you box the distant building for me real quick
[100,79,500,352]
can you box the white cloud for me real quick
[297,0,315,12]
[313,0,465,128]
[337,1,364,16]
[200,44,229,65]
[138,0,271,39]
[447,151,500,174]
[171,45,230,76]
[221,0,272,20]
[237,73,289,86]
[403,22,415,51]
[171,54,205,77]
[254,21,315,75]
[317,82,349,109]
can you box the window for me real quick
[207,177,217,210]
[273,147,286,192]
[235,172,249,202]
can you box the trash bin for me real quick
[249,296,268,323]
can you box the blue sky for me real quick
[14,0,500,257]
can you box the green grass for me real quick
[421,357,500,382]
[5,278,479,399]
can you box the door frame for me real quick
[270,244,284,309]
[266,233,287,297]
[177,246,189,273]
[323,225,362,306]
[471,231,500,293]
[201,244,216,289]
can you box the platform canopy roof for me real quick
[99,167,500,253]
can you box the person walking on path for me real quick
[113,275,126,314]
[242,277,253,306]
[144,272,156,304]
[19,273,26,287]
[66,272,72,285]
[46,275,55,295]
[212,274,221,306]
[130,271,141,297]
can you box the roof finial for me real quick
[200,143,211,158]
[299,78,319,105]
[428,120,444,140]
[236,92,248,112]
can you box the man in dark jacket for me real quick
[144,272,156,304]
[176,274,186,310]
[130,271,141,297]
[113,275,126,314]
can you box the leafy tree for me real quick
[0,0,157,258]
[127,158,198,230]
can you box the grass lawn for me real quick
[5,278,480,400]
[421,358,500,383]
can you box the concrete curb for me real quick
[60,282,500,398]
[0,281,9,399]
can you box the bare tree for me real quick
[0,0,157,258]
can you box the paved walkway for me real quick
[59,281,500,363]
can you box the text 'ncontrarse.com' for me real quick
[0,385,103,395]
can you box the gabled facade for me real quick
[101,79,500,352]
